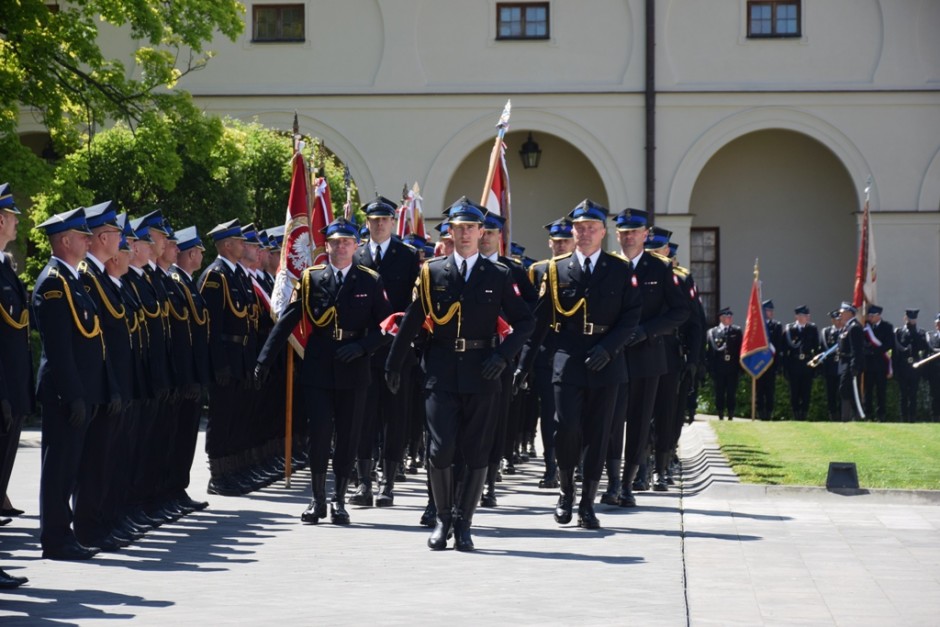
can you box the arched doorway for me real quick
[443,130,607,259]
[690,129,857,323]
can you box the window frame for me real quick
[690,227,720,325]
[495,2,550,41]
[251,3,306,44]
[746,0,801,39]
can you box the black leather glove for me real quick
[385,370,401,395]
[68,399,87,428]
[0,399,12,434]
[335,342,365,363]
[254,363,270,389]
[627,327,647,347]
[481,353,507,380]
[512,369,529,395]
[215,367,232,387]
[106,396,123,418]
[584,345,612,371]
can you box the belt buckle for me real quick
[454,338,466,352]
[551,322,561,333]
[584,322,594,335]
[799,353,805,360]
[724,354,731,361]
[333,328,344,341]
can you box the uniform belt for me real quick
[434,337,497,352]
[553,321,610,336]
[221,333,248,346]
[319,328,364,341]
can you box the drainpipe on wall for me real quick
[645,0,656,223]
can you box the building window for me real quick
[252,4,305,43]
[690,228,720,324]
[747,1,800,38]
[496,3,549,40]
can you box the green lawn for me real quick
[711,422,940,490]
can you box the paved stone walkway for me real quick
[1,419,938,625]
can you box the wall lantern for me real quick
[519,132,542,169]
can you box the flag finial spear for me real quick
[864,175,872,199]
[753,258,760,280]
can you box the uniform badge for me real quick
[673,275,680,286]
[631,275,638,288]
[513,283,520,296]
[44,290,63,300]
[539,281,547,297]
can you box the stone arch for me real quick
[919,145,940,211]
[666,107,875,214]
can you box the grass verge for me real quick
[711,422,940,490]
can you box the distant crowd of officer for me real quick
[704,299,940,422]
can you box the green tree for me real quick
[0,0,244,146]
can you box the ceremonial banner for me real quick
[397,183,427,239]
[740,262,774,379]
[271,150,334,356]
[852,182,876,312]
[481,100,512,256]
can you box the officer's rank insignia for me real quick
[205,281,220,289]
[44,290,63,300]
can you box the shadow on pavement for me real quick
[0,587,173,625]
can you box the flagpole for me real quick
[480,100,510,205]
[751,260,758,421]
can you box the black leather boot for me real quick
[375,460,397,507]
[539,448,559,489]
[618,464,639,507]
[331,476,351,524]
[348,459,374,506]
[480,463,498,507]
[653,451,669,492]
[454,466,487,551]
[301,473,328,524]
[599,458,622,505]
[427,466,454,550]
[578,480,601,529]
[554,467,575,524]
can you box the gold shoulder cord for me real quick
[135,276,162,320]
[302,269,338,330]
[55,274,106,358]
[81,268,126,320]
[218,272,248,319]
[548,258,587,328]
[0,304,27,330]
[420,262,461,336]
[177,275,209,327]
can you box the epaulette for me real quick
[673,265,690,278]
[310,264,327,270]
[554,252,574,261]
[604,251,632,267]
[650,251,672,265]
[49,266,60,279]
[400,241,417,253]
[357,265,380,279]
[532,259,550,268]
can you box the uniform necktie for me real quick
[460,259,468,282]
[583,256,592,280]
[374,246,382,265]
[336,270,344,288]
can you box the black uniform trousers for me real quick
[622,375,661,468]
[358,348,412,464]
[554,383,617,481]
[534,356,556,456]
[74,408,121,542]
[824,371,840,419]
[39,400,95,549]
[304,384,367,479]
[653,368,681,465]
[171,394,204,494]
[864,371,888,421]
[128,397,161,507]
[487,367,515,466]
[426,390,498,471]
[788,365,815,419]
[0,414,24,503]
[755,369,776,419]
[897,371,919,421]
[713,368,740,419]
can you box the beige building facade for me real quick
[22,0,940,322]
